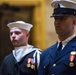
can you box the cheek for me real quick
[16,35,22,40]
[66,21,72,28]
[17,34,26,40]
[10,36,12,41]
[64,23,73,31]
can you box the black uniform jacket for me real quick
[0,47,41,75]
[38,37,76,75]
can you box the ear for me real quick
[26,32,30,37]
[73,19,76,26]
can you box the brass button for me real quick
[53,64,56,67]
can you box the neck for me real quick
[58,33,75,41]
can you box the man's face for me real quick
[54,16,75,36]
[10,28,29,47]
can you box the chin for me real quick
[13,43,18,46]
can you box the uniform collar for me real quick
[58,34,76,49]
[12,44,34,62]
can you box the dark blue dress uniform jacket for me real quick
[0,47,41,75]
[38,37,76,75]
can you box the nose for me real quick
[54,16,62,20]
[11,33,16,38]
[54,18,61,24]
[55,18,61,22]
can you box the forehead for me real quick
[54,16,70,18]
[10,27,22,32]
[10,27,28,34]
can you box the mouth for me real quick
[12,40,17,44]
[12,42,18,46]
[55,26,61,29]
[13,42,17,45]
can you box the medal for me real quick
[31,64,35,69]
[31,58,35,69]
[70,55,75,61]
[28,58,32,63]
[27,63,31,67]
[69,61,74,67]
[27,58,32,68]
[71,51,76,55]
[69,51,76,67]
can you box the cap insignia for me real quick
[54,2,60,8]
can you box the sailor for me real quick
[0,21,41,75]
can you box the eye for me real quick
[15,31,21,35]
[54,16,68,20]
[10,31,21,36]
[60,16,68,20]
[10,32,13,35]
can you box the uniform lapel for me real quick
[55,37,76,62]
[49,42,58,59]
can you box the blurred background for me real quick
[0,0,76,65]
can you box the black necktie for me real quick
[56,42,62,55]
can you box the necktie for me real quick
[56,42,62,55]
